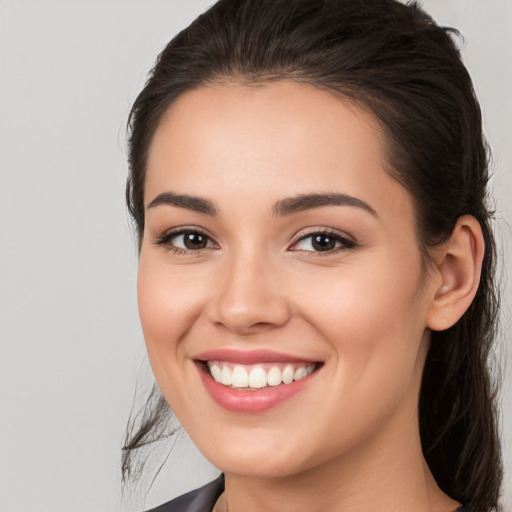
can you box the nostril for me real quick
[208,301,291,334]
[213,320,277,335]
[252,321,275,329]
[204,271,292,333]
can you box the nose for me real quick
[205,251,291,335]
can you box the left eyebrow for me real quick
[146,191,218,216]
[273,193,378,217]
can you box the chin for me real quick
[191,426,321,479]
[213,453,312,479]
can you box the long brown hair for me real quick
[123,1,503,509]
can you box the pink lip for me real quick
[194,349,321,413]
[194,349,317,364]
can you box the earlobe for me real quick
[427,215,485,331]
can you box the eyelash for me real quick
[290,229,356,255]
[154,228,356,256]
[155,227,217,256]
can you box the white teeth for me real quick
[231,365,249,388]
[294,366,308,381]
[210,364,222,382]
[221,365,232,386]
[282,365,294,384]
[267,366,282,386]
[207,361,317,389]
[248,367,267,388]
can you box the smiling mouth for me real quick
[202,361,320,390]
[195,350,323,412]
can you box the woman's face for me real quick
[138,81,437,477]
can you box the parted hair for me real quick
[123,1,502,510]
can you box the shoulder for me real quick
[144,475,224,512]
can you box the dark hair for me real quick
[123,0,502,509]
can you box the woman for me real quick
[122,0,503,510]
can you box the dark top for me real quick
[145,475,225,512]
[145,475,468,512]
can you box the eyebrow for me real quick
[147,192,217,216]
[146,191,377,218]
[273,193,378,217]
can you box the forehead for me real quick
[145,81,413,222]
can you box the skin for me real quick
[138,81,481,511]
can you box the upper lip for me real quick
[194,349,319,364]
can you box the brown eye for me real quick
[155,229,217,252]
[290,231,355,253]
[311,234,337,251]
[182,232,208,249]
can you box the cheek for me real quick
[137,262,206,367]
[294,253,427,382]
[287,261,428,452]
[136,261,215,420]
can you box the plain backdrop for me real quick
[0,1,510,511]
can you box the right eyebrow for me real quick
[272,192,378,218]
[146,191,218,216]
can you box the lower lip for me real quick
[196,363,317,413]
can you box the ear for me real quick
[426,215,485,331]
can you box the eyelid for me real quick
[288,227,356,252]
[154,226,219,252]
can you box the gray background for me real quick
[0,1,510,511]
